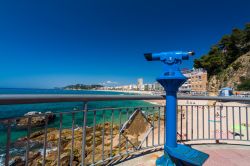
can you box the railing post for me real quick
[158,107,161,145]
[25,117,32,166]
[101,110,105,161]
[246,107,249,140]
[42,115,48,166]
[92,111,96,164]
[57,113,63,166]
[70,112,75,166]
[5,119,11,166]
[81,102,88,166]
[110,109,114,158]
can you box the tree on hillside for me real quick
[194,23,250,78]
[237,79,250,91]
[244,23,250,51]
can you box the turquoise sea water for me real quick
[0,88,154,163]
[0,88,153,118]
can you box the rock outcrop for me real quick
[11,123,128,165]
[11,112,164,166]
[16,113,56,129]
[208,51,250,93]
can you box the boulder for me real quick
[10,156,24,166]
[16,113,56,129]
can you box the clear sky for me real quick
[0,0,250,88]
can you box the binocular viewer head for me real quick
[144,51,194,64]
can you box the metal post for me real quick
[180,106,183,142]
[25,117,31,166]
[186,106,188,140]
[158,107,161,145]
[42,115,48,166]
[165,91,177,147]
[92,111,96,164]
[70,113,75,166]
[101,110,105,161]
[197,106,199,139]
[202,106,205,139]
[81,102,88,166]
[5,119,11,166]
[57,113,63,166]
[144,51,209,165]
[246,107,249,140]
[118,109,122,154]
[110,109,114,158]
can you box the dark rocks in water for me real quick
[10,121,142,165]
[10,152,41,166]
[14,128,57,148]
[15,112,56,129]
[10,156,24,166]
[30,130,45,139]
[0,119,11,125]
[27,151,42,164]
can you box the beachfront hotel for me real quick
[179,68,208,94]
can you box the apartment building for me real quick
[190,69,207,92]
[179,68,207,93]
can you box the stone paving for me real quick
[115,144,250,166]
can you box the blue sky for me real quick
[0,0,250,88]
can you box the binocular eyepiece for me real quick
[144,51,195,62]
[144,53,154,61]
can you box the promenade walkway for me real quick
[115,144,250,166]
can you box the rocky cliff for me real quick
[193,23,250,93]
[208,51,250,92]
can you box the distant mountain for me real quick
[194,23,250,92]
[63,84,104,90]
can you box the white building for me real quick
[179,71,192,92]
[137,78,144,90]
[144,84,154,91]
[154,82,164,91]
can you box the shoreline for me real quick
[144,100,165,106]
[92,89,155,95]
[63,88,155,95]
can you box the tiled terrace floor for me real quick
[115,144,250,166]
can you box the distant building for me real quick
[144,84,154,91]
[179,68,207,93]
[154,82,164,91]
[179,71,192,92]
[131,84,137,90]
[190,68,207,92]
[137,78,144,90]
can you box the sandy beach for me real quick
[141,99,250,147]
[95,89,154,95]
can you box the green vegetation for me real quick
[64,84,103,90]
[237,78,250,90]
[231,62,242,70]
[194,23,250,78]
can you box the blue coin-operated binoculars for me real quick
[144,51,209,166]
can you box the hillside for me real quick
[194,23,250,92]
[64,84,103,90]
[208,51,250,92]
